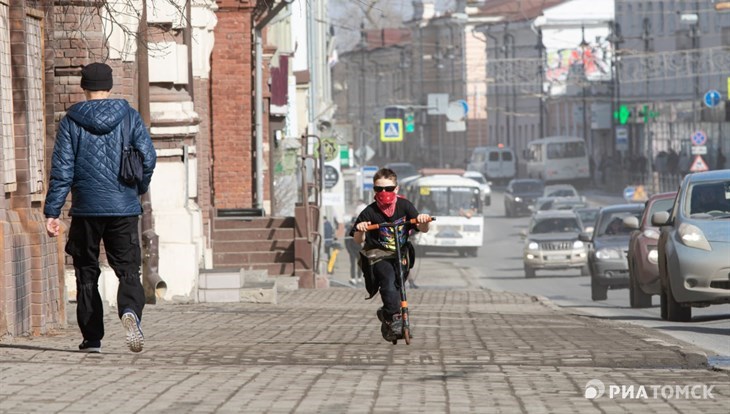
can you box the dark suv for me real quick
[504,179,544,217]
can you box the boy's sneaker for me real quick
[349,278,357,286]
[121,309,144,353]
[78,339,101,353]
[390,314,403,338]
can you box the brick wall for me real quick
[211,9,254,209]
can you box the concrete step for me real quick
[212,251,294,267]
[212,239,294,253]
[213,217,295,230]
[212,228,295,241]
[198,268,244,290]
[197,281,277,304]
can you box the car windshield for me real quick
[530,217,581,234]
[513,181,543,193]
[416,187,480,216]
[688,181,730,218]
[596,210,642,236]
[545,187,577,197]
[576,209,599,225]
[648,198,674,221]
[465,175,486,184]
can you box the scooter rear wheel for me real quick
[404,328,411,345]
[392,340,398,345]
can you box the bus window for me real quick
[547,142,586,159]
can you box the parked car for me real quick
[504,179,544,217]
[522,210,588,278]
[580,204,645,301]
[574,207,600,234]
[624,192,677,308]
[384,162,419,181]
[653,170,730,322]
[463,170,492,206]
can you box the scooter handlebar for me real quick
[364,217,436,231]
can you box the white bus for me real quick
[525,136,590,184]
[403,174,484,257]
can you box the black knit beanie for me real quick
[80,63,113,91]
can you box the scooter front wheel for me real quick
[404,328,411,345]
[392,340,398,345]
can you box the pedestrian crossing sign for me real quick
[380,118,403,142]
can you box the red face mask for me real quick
[375,191,397,216]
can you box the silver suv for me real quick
[653,170,730,322]
[522,211,588,278]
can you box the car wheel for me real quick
[580,265,589,276]
[629,261,652,308]
[591,277,607,301]
[665,281,691,322]
[505,204,512,217]
[524,265,536,278]
[468,247,478,257]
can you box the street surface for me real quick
[1,189,729,413]
[464,190,730,362]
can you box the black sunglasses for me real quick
[373,185,397,193]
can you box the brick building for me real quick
[1,0,318,337]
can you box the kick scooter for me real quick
[366,217,435,345]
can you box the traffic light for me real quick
[614,105,631,125]
[404,110,415,133]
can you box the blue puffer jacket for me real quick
[43,99,157,218]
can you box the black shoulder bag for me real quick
[120,113,144,186]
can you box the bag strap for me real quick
[122,111,131,150]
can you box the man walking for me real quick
[44,63,157,353]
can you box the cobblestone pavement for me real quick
[1,263,728,413]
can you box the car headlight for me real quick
[514,196,522,202]
[573,240,584,249]
[595,248,622,260]
[527,241,539,250]
[647,248,658,264]
[643,229,660,240]
[678,223,712,251]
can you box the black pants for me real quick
[372,259,407,320]
[66,216,145,341]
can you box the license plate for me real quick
[545,255,567,261]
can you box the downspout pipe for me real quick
[138,0,166,303]
[253,1,291,212]
[254,30,264,211]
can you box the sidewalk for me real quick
[1,261,728,413]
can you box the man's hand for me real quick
[355,221,372,232]
[46,218,60,237]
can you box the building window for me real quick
[0,3,15,192]
[25,14,45,195]
[658,2,664,34]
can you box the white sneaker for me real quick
[121,310,144,353]
[349,278,357,286]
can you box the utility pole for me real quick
[537,27,545,137]
[359,21,366,166]
[642,17,654,188]
[580,25,588,153]
[503,31,514,147]
[485,30,499,146]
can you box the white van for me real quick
[467,146,516,183]
[525,136,590,184]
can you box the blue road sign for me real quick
[691,130,707,146]
[623,186,636,202]
[362,165,378,191]
[704,90,721,108]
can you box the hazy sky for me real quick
[329,0,458,51]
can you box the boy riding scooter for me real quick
[350,168,431,342]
